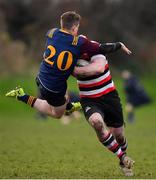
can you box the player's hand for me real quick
[120,42,132,55]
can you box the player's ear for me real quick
[73,24,79,35]
[71,25,76,30]
[71,25,76,35]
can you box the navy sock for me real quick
[17,95,37,107]
[66,102,73,110]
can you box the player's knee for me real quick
[89,113,104,131]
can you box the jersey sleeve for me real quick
[79,35,101,58]
[46,28,57,38]
[100,42,121,54]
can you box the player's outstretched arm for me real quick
[80,36,132,57]
[100,42,132,55]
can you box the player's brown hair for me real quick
[60,11,81,29]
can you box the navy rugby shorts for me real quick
[81,90,124,128]
[36,77,66,107]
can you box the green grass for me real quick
[0,76,156,178]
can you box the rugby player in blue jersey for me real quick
[6,11,131,119]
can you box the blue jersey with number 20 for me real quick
[38,28,86,94]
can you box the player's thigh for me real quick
[81,99,106,127]
[81,100,103,121]
[37,82,66,107]
[102,91,124,128]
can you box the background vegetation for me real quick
[0,0,156,76]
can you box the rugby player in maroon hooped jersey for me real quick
[72,54,135,176]
[6,11,131,121]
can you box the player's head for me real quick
[121,70,131,79]
[60,11,81,36]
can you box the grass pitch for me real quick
[0,76,156,178]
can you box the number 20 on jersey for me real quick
[44,45,73,71]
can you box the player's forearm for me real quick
[99,42,121,54]
[74,63,104,77]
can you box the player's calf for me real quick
[110,126,128,153]
[88,113,126,161]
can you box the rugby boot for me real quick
[119,161,134,177]
[65,102,82,115]
[5,86,25,98]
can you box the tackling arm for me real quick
[73,55,106,77]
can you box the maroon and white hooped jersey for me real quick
[77,55,116,98]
